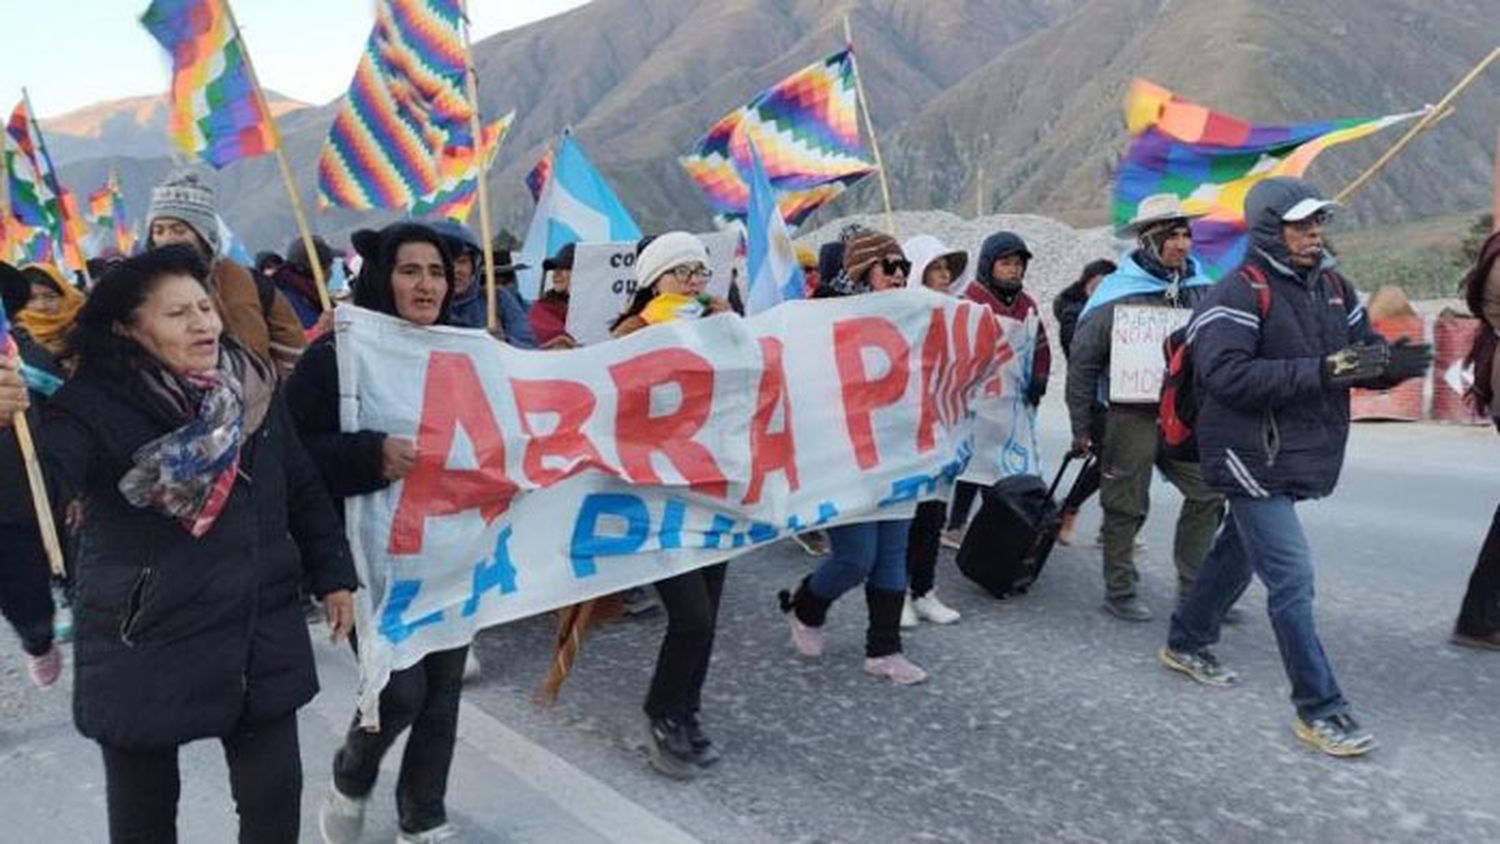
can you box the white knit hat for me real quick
[149,170,221,255]
[635,231,709,288]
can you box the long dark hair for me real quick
[1068,259,1117,295]
[68,245,211,377]
[1462,230,1499,414]
[350,222,455,324]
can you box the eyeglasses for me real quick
[879,257,911,277]
[666,263,712,281]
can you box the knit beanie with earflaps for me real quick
[842,230,903,284]
[148,171,220,256]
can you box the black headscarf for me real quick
[350,222,456,324]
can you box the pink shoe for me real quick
[788,616,825,658]
[27,644,61,688]
[863,653,928,685]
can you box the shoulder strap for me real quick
[1239,264,1273,318]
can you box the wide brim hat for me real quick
[1118,193,1207,235]
[542,242,576,271]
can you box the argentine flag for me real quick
[742,139,803,315]
[518,133,642,299]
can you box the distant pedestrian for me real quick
[528,242,575,348]
[1162,177,1432,757]
[1452,228,1500,651]
[1051,258,1115,545]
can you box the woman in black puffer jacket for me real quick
[31,246,356,843]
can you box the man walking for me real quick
[1160,177,1432,757]
[1065,195,1225,621]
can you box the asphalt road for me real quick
[461,410,1500,844]
[1,408,1495,842]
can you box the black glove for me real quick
[1384,337,1434,383]
[1322,342,1389,388]
[1024,380,1045,408]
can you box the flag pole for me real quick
[1492,125,1499,233]
[0,321,64,575]
[975,164,984,218]
[461,2,501,335]
[1335,45,1500,203]
[220,0,330,311]
[20,88,90,287]
[843,16,895,234]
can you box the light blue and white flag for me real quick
[517,133,641,299]
[742,140,803,315]
[215,214,255,267]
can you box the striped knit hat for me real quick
[842,230,903,282]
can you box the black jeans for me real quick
[100,712,301,844]
[0,523,54,656]
[946,482,982,531]
[334,645,468,835]
[1457,503,1500,637]
[906,501,947,598]
[645,563,727,721]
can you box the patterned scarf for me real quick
[118,347,273,537]
[640,292,708,325]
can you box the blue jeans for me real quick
[1169,495,1347,722]
[809,520,911,600]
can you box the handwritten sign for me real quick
[1108,305,1190,403]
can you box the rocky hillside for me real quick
[49,0,1500,251]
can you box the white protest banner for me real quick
[697,230,739,300]
[563,241,638,345]
[960,308,1043,482]
[336,290,1008,722]
[1108,305,1190,403]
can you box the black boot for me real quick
[778,576,832,627]
[864,587,906,658]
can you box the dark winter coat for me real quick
[1064,252,1212,440]
[1053,282,1089,359]
[40,370,357,750]
[283,334,393,512]
[1188,178,1385,501]
[0,328,61,526]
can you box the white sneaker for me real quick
[318,786,367,844]
[397,823,459,843]
[863,653,929,685]
[940,527,966,550]
[901,594,920,629]
[912,592,961,624]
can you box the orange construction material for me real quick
[1432,309,1488,424]
[1352,286,1423,421]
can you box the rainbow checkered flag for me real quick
[682,49,876,228]
[1116,80,1423,277]
[141,0,278,168]
[317,0,474,212]
[410,110,515,222]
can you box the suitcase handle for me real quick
[1045,452,1093,500]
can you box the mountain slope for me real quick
[50,0,1500,252]
[41,92,309,166]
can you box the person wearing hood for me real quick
[943,232,1051,544]
[528,242,575,347]
[896,235,969,627]
[17,263,84,361]
[430,219,538,348]
[145,170,307,378]
[779,229,931,688]
[0,261,63,689]
[1452,229,1500,652]
[1161,177,1431,758]
[272,235,335,330]
[285,223,470,842]
[24,246,356,842]
[1064,197,1226,623]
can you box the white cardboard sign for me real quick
[564,241,640,346]
[1108,305,1191,403]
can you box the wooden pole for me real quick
[843,16,895,234]
[461,3,501,335]
[1,335,64,576]
[221,0,331,311]
[1335,45,1500,203]
[975,164,984,218]
[1492,126,1500,232]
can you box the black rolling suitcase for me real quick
[956,454,1085,598]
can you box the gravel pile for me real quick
[799,209,1125,305]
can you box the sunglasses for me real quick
[879,257,911,277]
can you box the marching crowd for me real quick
[0,171,1497,843]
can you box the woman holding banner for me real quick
[606,231,734,780]
[287,223,472,843]
[22,246,357,843]
[779,230,930,685]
